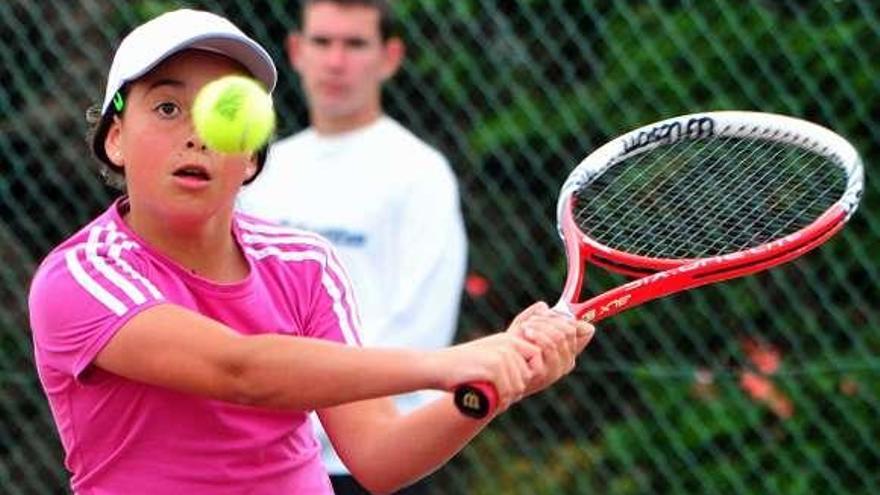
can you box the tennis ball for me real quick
[192,75,275,154]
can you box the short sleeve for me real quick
[302,242,363,347]
[28,238,165,379]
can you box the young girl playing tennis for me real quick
[28,9,593,494]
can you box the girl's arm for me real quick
[94,303,539,410]
[319,307,595,494]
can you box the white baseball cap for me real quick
[100,8,277,115]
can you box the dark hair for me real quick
[86,86,268,190]
[86,97,126,190]
[301,0,396,40]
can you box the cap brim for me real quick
[178,34,276,91]
[100,34,276,115]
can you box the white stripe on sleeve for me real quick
[65,248,128,316]
[244,245,360,346]
[86,226,146,305]
[105,223,163,300]
[240,226,363,334]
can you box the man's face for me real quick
[291,2,397,125]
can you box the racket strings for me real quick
[578,135,750,255]
[712,144,841,246]
[594,140,838,258]
[574,134,846,259]
[727,148,840,248]
[587,139,840,257]
[623,135,758,255]
[674,138,820,252]
[578,137,723,249]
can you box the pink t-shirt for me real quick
[28,199,362,495]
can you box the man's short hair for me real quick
[301,0,397,40]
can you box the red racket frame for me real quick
[454,198,847,419]
[556,196,848,322]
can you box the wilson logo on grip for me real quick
[461,391,481,411]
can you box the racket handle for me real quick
[453,381,498,419]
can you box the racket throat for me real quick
[557,199,590,319]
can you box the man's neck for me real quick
[311,109,383,136]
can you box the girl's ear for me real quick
[104,116,125,166]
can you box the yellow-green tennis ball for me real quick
[192,75,275,154]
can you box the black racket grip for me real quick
[453,381,498,419]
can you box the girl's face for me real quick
[104,50,257,225]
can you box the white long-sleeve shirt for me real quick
[237,115,467,475]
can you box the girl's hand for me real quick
[430,332,540,413]
[508,302,595,398]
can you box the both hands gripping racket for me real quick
[455,111,864,419]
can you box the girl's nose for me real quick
[186,139,207,151]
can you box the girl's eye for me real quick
[155,102,180,118]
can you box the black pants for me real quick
[330,474,431,495]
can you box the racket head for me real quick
[555,111,864,321]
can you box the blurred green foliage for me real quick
[0,0,877,493]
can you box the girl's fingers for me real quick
[575,321,596,353]
[510,301,550,329]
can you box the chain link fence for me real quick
[2,1,878,493]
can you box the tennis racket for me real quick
[454,111,864,419]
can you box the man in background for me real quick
[237,1,467,493]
